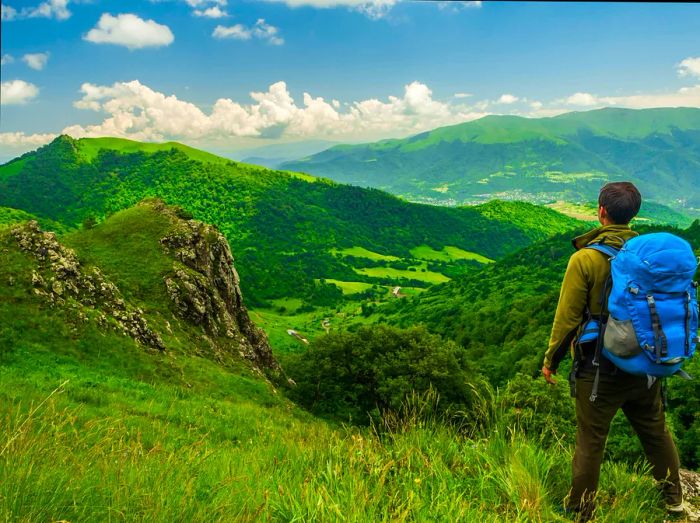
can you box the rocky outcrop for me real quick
[153,201,278,371]
[11,221,165,350]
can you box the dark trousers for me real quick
[568,370,683,518]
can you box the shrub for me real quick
[284,324,476,425]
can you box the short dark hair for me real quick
[598,182,642,225]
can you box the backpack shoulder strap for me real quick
[584,243,620,259]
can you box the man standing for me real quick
[542,182,684,521]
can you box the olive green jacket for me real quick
[543,224,639,371]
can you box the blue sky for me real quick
[1,0,699,159]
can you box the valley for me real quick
[1,119,699,521]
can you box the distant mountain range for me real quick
[225,139,339,169]
[282,107,700,211]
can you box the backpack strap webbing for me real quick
[646,294,669,360]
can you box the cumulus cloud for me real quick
[564,92,599,107]
[84,13,175,50]
[1,80,40,105]
[453,92,472,99]
[0,131,56,147]
[213,19,284,45]
[677,57,700,79]
[496,94,519,105]
[1,54,14,66]
[194,6,227,17]
[53,79,485,144]
[22,52,50,71]
[4,62,700,157]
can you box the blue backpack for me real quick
[580,233,699,400]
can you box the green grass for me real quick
[62,205,175,309]
[355,265,451,284]
[0,158,26,179]
[334,246,401,262]
[324,279,377,295]
[0,214,688,522]
[0,372,676,522]
[75,137,232,165]
[410,245,494,264]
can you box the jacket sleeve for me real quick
[543,253,589,371]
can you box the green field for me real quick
[324,279,377,295]
[355,265,450,284]
[409,245,494,264]
[334,246,401,261]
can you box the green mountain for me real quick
[0,135,581,306]
[281,107,700,211]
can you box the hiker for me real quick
[541,182,686,521]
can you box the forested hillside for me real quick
[0,135,580,306]
[282,107,700,210]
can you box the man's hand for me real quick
[542,365,557,385]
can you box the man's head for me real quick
[598,182,642,225]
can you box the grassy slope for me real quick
[0,206,69,233]
[0,218,672,521]
[75,136,232,165]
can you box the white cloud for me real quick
[530,101,543,110]
[1,54,14,66]
[497,94,519,104]
[22,52,50,71]
[554,85,700,110]
[84,13,175,50]
[194,6,227,17]
[0,132,56,147]
[265,0,397,20]
[564,92,599,107]
[453,92,472,99]
[1,80,39,105]
[55,79,486,144]
[266,0,479,19]
[213,19,284,45]
[678,57,700,79]
[437,1,482,12]
[185,0,226,6]
[1,3,17,20]
[27,0,70,20]
[213,24,251,40]
[600,85,700,109]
